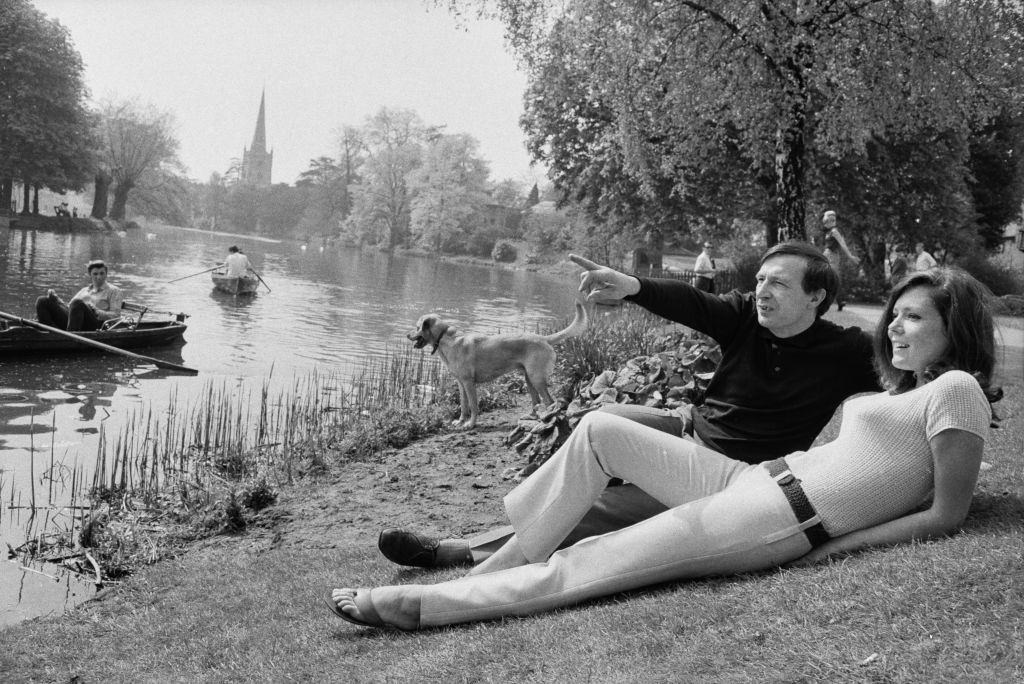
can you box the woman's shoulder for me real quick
[927,370,989,412]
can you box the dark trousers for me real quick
[36,296,102,331]
[694,276,716,293]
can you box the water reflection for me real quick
[1,222,578,625]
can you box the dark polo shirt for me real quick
[627,277,880,464]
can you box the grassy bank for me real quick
[1,306,1021,682]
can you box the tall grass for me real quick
[88,346,450,509]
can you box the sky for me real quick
[32,0,544,187]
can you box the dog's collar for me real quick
[430,327,448,354]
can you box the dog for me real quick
[407,301,588,428]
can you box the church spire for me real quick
[241,89,273,186]
[250,89,267,153]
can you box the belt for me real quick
[765,457,830,548]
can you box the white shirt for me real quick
[71,282,125,315]
[914,251,937,271]
[694,250,715,278]
[224,252,252,277]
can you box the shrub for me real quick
[955,253,1024,297]
[468,231,498,258]
[492,240,518,263]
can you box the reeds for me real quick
[4,345,449,573]
[85,345,449,506]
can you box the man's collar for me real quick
[757,317,824,347]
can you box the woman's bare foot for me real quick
[330,586,421,630]
[467,536,530,576]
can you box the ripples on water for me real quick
[0,223,578,625]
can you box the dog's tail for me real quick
[545,300,588,344]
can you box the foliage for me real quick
[955,252,1024,298]
[491,240,517,263]
[452,0,1024,246]
[125,167,192,226]
[967,110,1024,250]
[408,133,491,253]
[343,107,431,248]
[0,0,96,209]
[507,323,721,477]
[334,406,450,460]
[95,100,182,220]
[294,156,352,238]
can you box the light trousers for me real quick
[465,403,694,559]
[417,413,812,627]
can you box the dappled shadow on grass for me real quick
[962,490,1024,533]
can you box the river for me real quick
[0,222,579,626]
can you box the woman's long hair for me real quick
[873,267,1002,404]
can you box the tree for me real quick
[525,183,539,207]
[295,156,350,237]
[345,108,431,248]
[967,110,1024,250]
[0,0,95,214]
[451,0,1024,244]
[94,100,181,220]
[408,133,491,253]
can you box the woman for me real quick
[327,267,1001,630]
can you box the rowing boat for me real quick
[0,319,187,354]
[211,272,259,295]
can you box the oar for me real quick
[0,311,198,375]
[167,266,220,283]
[123,302,189,320]
[250,269,272,293]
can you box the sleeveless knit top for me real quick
[785,370,990,537]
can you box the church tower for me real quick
[241,91,273,186]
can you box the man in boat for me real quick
[222,245,254,277]
[35,259,127,332]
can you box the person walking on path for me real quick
[821,210,859,311]
[889,245,910,286]
[915,242,938,272]
[693,241,717,293]
[327,267,1001,630]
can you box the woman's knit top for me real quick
[787,370,990,537]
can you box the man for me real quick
[820,210,859,311]
[914,242,938,271]
[693,241,716,293]
[889,246,909,286]
[379,242,880,568]
[36,259,126,332]
[222,245,253,277]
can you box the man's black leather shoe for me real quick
[378,528,444,568]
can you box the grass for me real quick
[1,309,1022,682]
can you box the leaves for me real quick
[502,335,720,480]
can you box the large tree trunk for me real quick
[772,48,812,245]
[773,117,807,245]
[109,182,132,220]
[32,184,39,215]
[21,183,31,215]
[91,170,111,219]
[0,178,12,215]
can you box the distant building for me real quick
[241,91,273,186]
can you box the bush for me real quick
[721,243,764,293]
[467,231,497,257]
[955,253,1024,297]
[843,272,889,305]
[492,240,518,263]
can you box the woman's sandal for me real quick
[323,589,408,631]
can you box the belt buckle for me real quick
[773,469,796,487]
